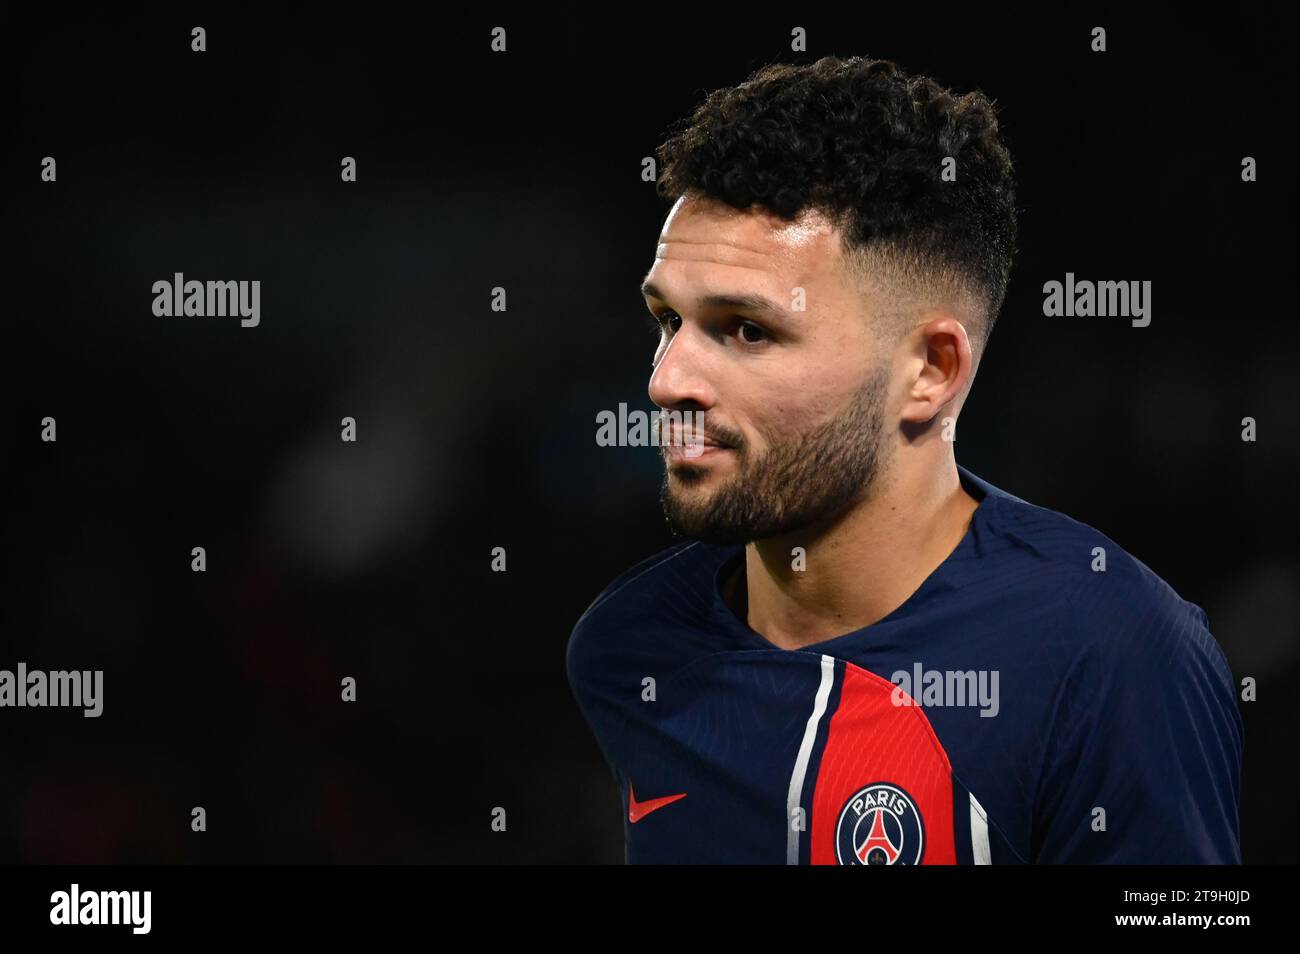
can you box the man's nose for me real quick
[648,327,716,410]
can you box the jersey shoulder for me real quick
[986,482,1219,655]
[565,540,728,691]
[571,540,701,629]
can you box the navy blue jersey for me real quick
[566,465,1244,864]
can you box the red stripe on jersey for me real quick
[810,661,957,864]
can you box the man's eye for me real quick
[652,312,682,334]
[739,320,768,344]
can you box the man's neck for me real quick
[725,459,980,651]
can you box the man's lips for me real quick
[661,426,729,449]
[663,441,734,462]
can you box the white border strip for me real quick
[969,791,992,865]
[786,654,836,864]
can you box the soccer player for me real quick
[566,56,1243,864]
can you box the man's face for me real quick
[643,194,895,544]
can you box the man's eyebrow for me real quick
[640,281,788,317]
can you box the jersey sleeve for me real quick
[1030,587,1244,863]
[565,543,695,787]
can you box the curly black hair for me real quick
[655,55,1018,357]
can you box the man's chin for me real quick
[660,488,749,544]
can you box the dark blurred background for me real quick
[2,6,1296,863]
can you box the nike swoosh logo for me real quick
[627,781,688,823]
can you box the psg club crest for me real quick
[835,782,925,865]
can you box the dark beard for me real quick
[659,365,890,544]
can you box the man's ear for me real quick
[900,314,974,427]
